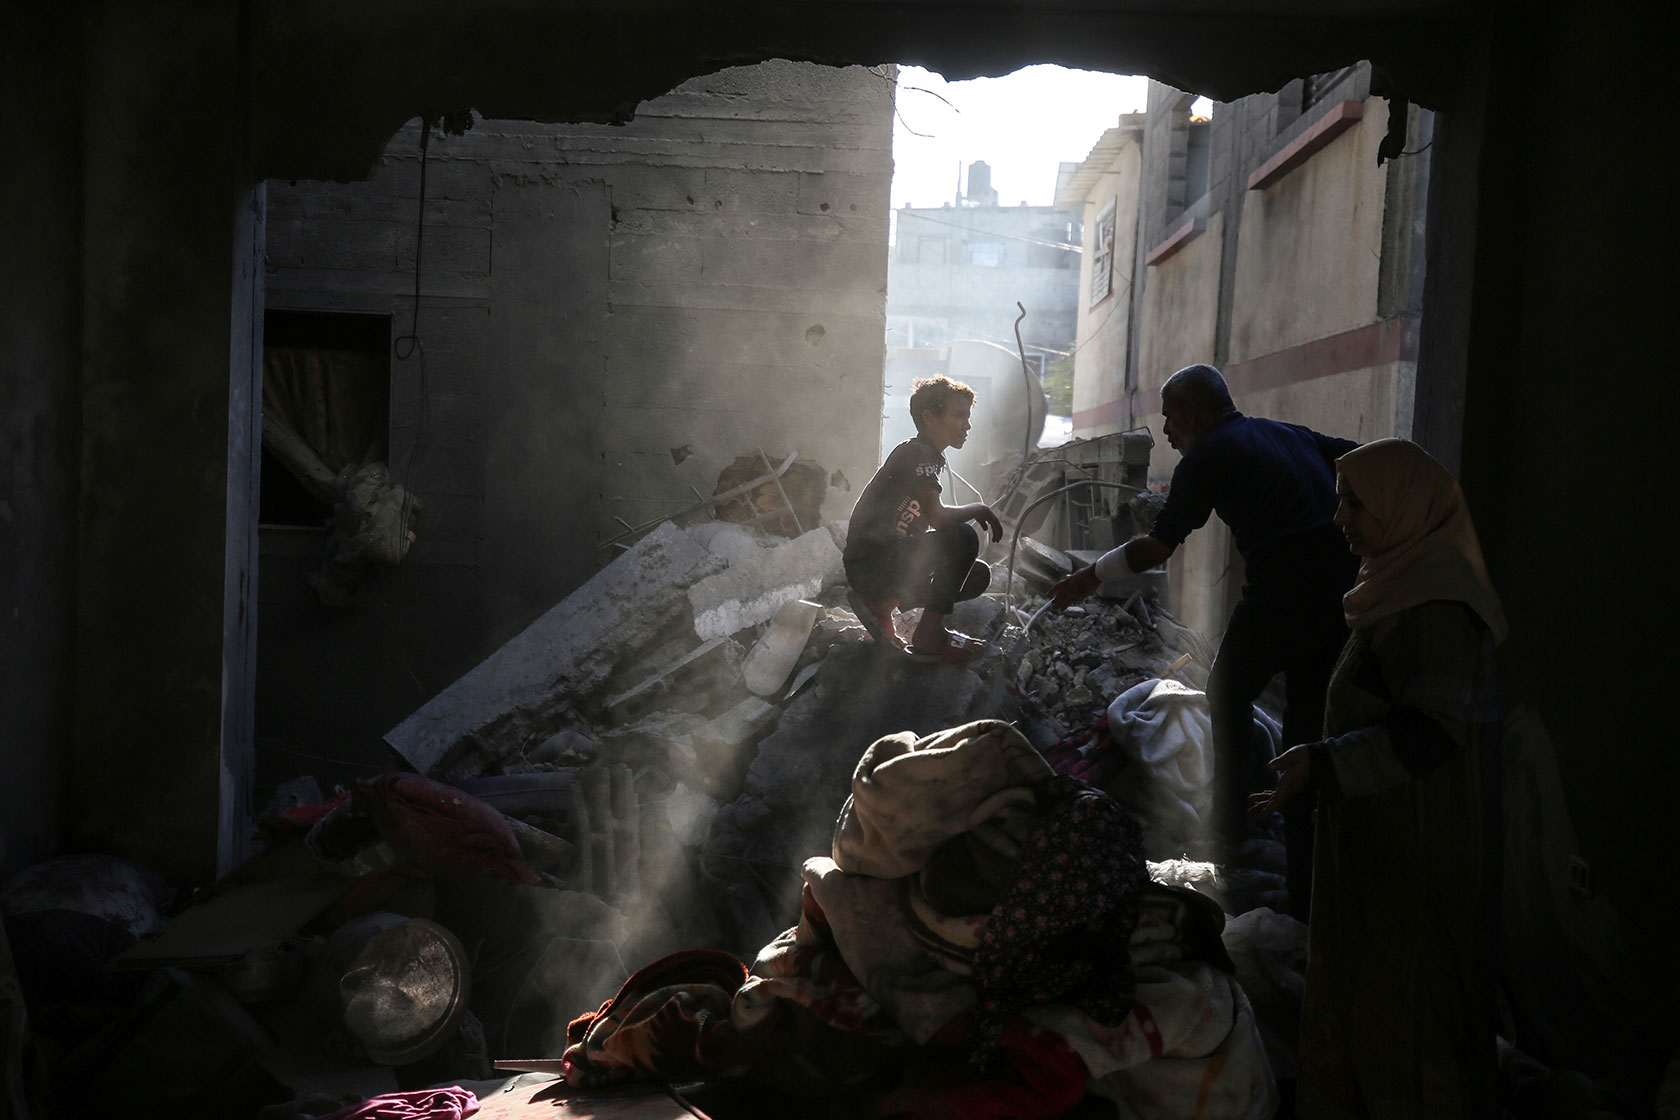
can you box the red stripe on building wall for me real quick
[1071,398,1128,430]
[1246,100,1364,191]
[1071,315,1419,430]
[1144,213,1206,266]
[1224,315,1418,395]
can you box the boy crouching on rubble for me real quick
[843,375,1003,662]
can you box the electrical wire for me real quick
[393,117,435,700]
[894,209,1083,252]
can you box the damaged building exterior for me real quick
[1059,66,1430,639]
[256,61,894,777]
[1,0,1676,1115]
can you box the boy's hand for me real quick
[973,505,1004,543]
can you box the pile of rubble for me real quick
[0,509,1303,1115]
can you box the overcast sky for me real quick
[890,64,1149,211]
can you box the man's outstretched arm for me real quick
[1048,535,1173,609]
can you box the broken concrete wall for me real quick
[260,61,893,785]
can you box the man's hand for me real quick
[972,504,1004,543]
[1049,564,1101,610]
[1250,744,1315,819]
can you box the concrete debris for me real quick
[665,781,723,847]
[686,519,772,566]
[1014,535,1074,587]
[527,727,597,766]
[383,520,726,775]
[741,598,824,696]
[603,635,741,721]
[686,524,843,640]
[690,696,779,800]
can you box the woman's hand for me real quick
[1250,744,1315,819]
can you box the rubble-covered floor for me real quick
[1,513,1616,1119]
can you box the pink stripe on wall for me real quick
[1071,315,1419,430]
[1247,100,1364,191]
[1224,315,1418,395]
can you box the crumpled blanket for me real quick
[807,850,1271,1117]
[831,721,1146,1067]
[561,949,753,1088]
[822,717,1274,1118]
[560,898,906,1098]
[832,719,1054,879]
[1103,678,1278,844]
[968,775,1146,1066]
[564,719,1275,1119]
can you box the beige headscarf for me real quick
[1336,438,1508,644]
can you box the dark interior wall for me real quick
[72,1,259,882]
[1452,3,1674,1091]
[0,2,81,878]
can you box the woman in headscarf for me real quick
[1250,438,1506,1118]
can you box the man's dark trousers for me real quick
[1206,567,1352,921]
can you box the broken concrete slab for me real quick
[1019,536,1073,576]
[385,521,725,774]
[687,526,842,641]
[685,520,771,566]
[602,636,742,723]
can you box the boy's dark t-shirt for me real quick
[845,437,944,563]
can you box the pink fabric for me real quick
[319,1086,479,1120]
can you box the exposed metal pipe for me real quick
[1001,478,1141,619]
[1012,301,1035,469]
